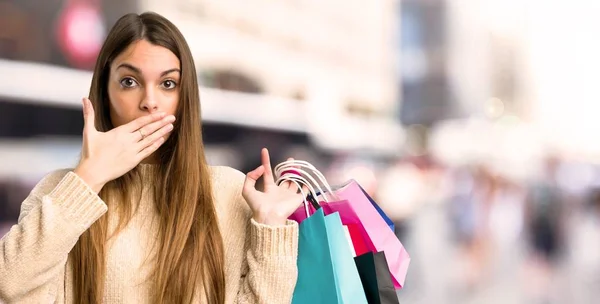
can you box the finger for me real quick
[122,112,168,132]
[137,122,174,151]
[137,136,166,161]
[135,115,176,141]
[244,165,265,192]
[280,176,298,191]
[135,114,175,140]
[301,184,310,196]
[287,181,296,190]
[82,98,96,133]
[288,180,300,193]
[279,180,291,189]
[261,148,275,185]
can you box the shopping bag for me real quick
[332,180,411,289]
[290,200,372,256]
[357,184,395,232]
[275,161,410,289]
[292,208,368,304]
[354,251,400,304]
[307,193,369,257]
[289,181,410,289]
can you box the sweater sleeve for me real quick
[235,218,299,304]
[0,170,107,302]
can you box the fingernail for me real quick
[167,124,174,130]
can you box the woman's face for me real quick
[107,39,180,132]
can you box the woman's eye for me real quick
[120,77,138,88]
[162,80,177,90]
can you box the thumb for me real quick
[243,165,265,193]
[82,98,96,133]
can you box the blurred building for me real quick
[142,0,404,155]
[0,0,405,160]
[398,0,454,127]
[150,0,399,114]
[0,0,406,184]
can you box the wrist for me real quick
[253,213,288,226]
[73,164,105,193]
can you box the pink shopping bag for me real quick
[289,179,410,289]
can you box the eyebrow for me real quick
[116,63,181,77]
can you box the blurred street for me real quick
[3,0,600,303]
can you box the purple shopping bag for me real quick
[289,180,410,289]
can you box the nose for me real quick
[140,87,158,113]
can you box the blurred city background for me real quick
[1,0,600,303]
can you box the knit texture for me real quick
[0,165,299,303]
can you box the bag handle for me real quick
[276,172,319,218]
[275,165,331,202]
[274,160,337,201]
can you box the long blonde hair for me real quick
[70,12,225,304]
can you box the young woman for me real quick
[0,12,306,304]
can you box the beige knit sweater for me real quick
[0,165,299,303]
